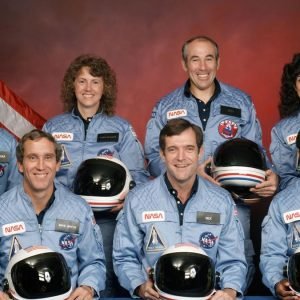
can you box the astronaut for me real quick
[0,130,105,300]
[113,119,247,300]
[0,128,21,195]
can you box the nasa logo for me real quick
[283,210,300,223]
[166,109,187,120]
[97,149,114,156]
[142,211,165,222]
[3,222,26,236]
[59,234,77,250]
[52,132,73,141]
[199,232,218,249]
[0,165,5,177]
[286,133,297,145]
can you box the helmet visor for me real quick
[288,253,300,293]
[155,252,215,297]
[74,158,127,197]
[11,252,71,299]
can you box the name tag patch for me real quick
[283,210,300,223]
[0,152,9,163]
[197,212,221,225]
[55,219,80,234]
[3,222,26,236]
[220,105,241,118]
[97,133,119,142]
[142,211,165,222]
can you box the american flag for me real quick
[0,81,46,139]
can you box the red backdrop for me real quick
[1,0,299,154]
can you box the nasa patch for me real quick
[218,120,238,139]
[0,165,6,177]
[97,149,114,156]
[59,233,77,250]
[3,222,26,236]
[52,132,73,141]
[286,133,297,145]
[167,109,187,120]
[199,231,218,249]
[142,211,165,222]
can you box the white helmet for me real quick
[287,247,300,294]
[73,156,135,211]
[152,243,215,300]
[211,138,267,204]
[3,246,72,300]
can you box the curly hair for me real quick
[61,54,117,116]
[279,53,300,119]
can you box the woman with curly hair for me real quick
[43,54,149,297]
[270,53,300,190]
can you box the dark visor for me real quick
[155,252,215,297]
[289,253,300,293]
[11,252,71,299]
[74,158,127,197]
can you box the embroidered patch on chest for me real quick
[166,109,187,120]
[145,225,167,252]
[199,231,218,249]
[283,210,300,223]
[142,211,165,222]
[52,132,74,141]
[286,133,298,145]
[218,120,238,139]
[59,233,77,250]
[3,222,26,236]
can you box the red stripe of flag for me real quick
[0,81,46,139]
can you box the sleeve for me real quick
[216,197,248,295]
[113,192,148,295]
[77,208,106,294]
[259,198,288,295]
[6,135,22,191]
[238,98,274,169]
[118,123,150,185]
[270,125,299,191]
[144,104,166,177]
